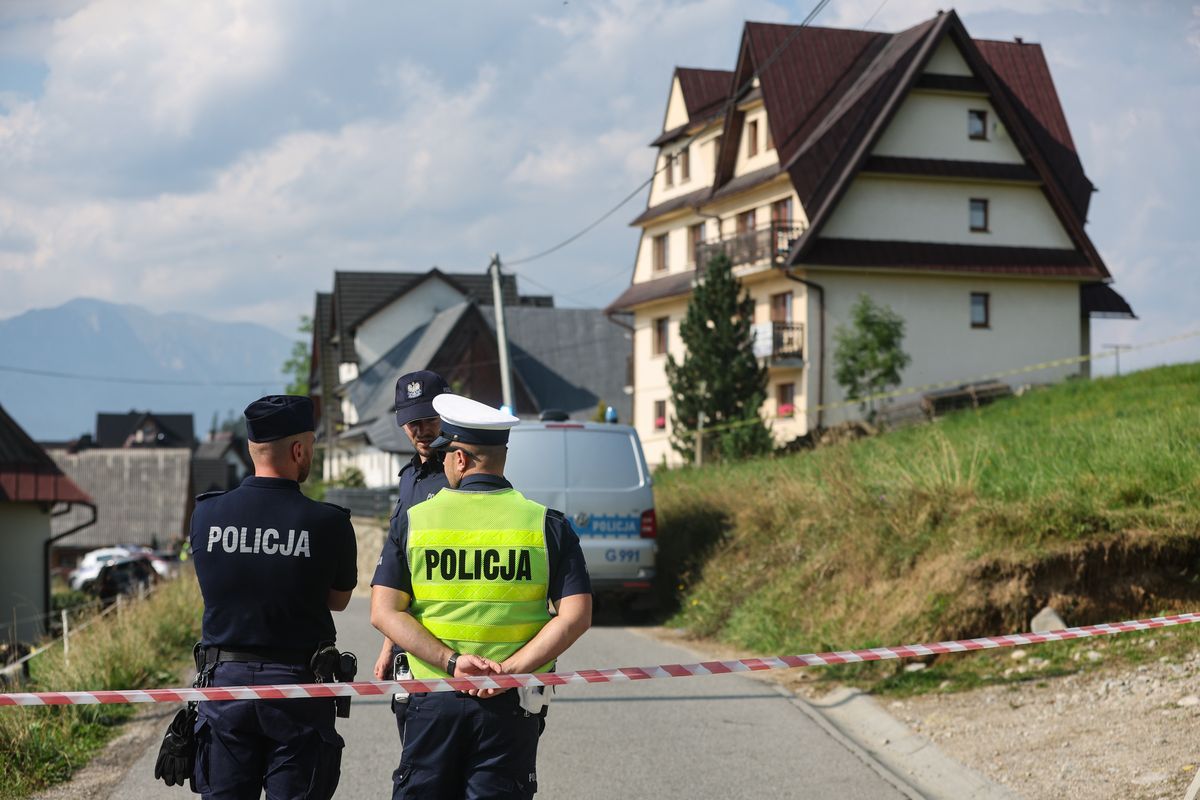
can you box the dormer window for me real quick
[747,119,760,157]
[679,147,690,182]
[968,109,988,140]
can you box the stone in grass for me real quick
[1030,606,1067,633]
[904,662,927,672]
[1085,650,1103,662]
[1176,695,1200,707]
[1010,649,1028,660]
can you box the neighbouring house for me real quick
[191,432,253,495]
[48,448,193,559]
[310,267,629,487]
[0,405,93,643]
[607,10,1135,467]
[96,411,196,449]
[310,268,550,480]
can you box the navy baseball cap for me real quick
[244,395,315,442]
[394,370,450,427]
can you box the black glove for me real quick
[153,705,197,787]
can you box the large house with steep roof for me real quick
[607,10,1134,467]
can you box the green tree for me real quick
[666,251,773,464]
[283,315,313,395]
[833,293,911,421]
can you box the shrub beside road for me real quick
[0,574,201,799]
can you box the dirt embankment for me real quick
[939,531,1200,637]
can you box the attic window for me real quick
[968,109,988,140]
[679,147,690,182]
[969,198,989,232]
[663,154,674,187]
[747,119,759,158]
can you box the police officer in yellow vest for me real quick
[370,394,592,799]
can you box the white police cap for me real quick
[428,394,520,449]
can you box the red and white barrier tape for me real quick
[3,612,1197,707]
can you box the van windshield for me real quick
[565,431,643,490]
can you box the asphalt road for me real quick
[115,597,911,798]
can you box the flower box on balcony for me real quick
[777,403,795,417]
[654,416,666,430]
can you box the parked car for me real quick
[69,547,131,591]
[92,555,157,603]
[505,419,657,611]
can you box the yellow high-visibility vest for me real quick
[406,486,552,679]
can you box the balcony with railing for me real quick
[695,222,804,270]
[751,321,805,366]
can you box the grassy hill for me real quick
[654,362,1200,693]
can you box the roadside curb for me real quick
[641,627,1018,799]
[807,687,1021,800]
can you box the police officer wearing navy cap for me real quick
[371,371,451,736]
[188,395,357,800]
[371,394,592,799]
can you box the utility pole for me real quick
[1103,343,1130,377]
[490,253,515,411]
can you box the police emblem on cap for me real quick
[406,381,422,399]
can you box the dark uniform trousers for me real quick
[393,690,541,800]
[193,662,344,800]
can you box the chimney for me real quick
[1014,36,1024,44]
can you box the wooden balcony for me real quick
[695,222,804,270]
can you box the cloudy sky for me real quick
[1,0,1197,375]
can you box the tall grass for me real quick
[655,363,1200,667]
[0,574,202,799]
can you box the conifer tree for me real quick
[666,252,773,463]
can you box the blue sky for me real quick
[1,0,1196,376]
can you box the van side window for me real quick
[503,429,567,490]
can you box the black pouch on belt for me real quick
[310,643,357,718]
[154,643,204,788]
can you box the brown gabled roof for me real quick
[677,68,733,120]
[975,38,1093,219]
[0,404,92,505]
[605,270,696,314]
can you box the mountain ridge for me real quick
[0,297,296,439]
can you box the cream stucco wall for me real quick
[355,278,466,368]
[1,504,50,643]
[924,37,973,76]
[805,270,1084,427]
[631,269,813,467]
[873,92,1022,163]
[647,125,722,208]
[664,76,689,131]
[733,104,780,177]
[823,176,1073,249]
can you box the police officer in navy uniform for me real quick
[189,395,357,800]
[371,394,592,799]
[371,371,451,734]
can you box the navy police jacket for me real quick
[190,476,357,653]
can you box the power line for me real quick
[503,0,835,274]
[0,364,280,387]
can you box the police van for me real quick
[504,417,656,608]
